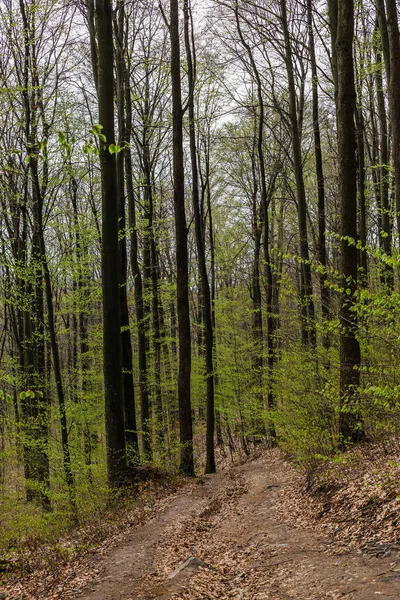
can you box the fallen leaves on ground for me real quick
[277,442,400,554]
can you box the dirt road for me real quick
[66,452,400,599]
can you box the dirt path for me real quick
[69,452,400,599]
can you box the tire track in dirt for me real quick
[71,452,400,599]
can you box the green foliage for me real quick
[274,345,339,472]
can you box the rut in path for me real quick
[66,452,400,599]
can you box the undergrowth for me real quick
[0,469,181,589]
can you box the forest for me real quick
[1,0,400,557]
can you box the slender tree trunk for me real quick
[141,92,163,456]
[328,0,338,101]
[374,33,393,287]
[18,0,51,510]
[336,0,365,444]
[123,48,150,464]
[203,136,224,451]
[307,0,330,341]
[41,236,77,514]
[376,0,391,80]
[70,177,93,481]
[235,3,276,440]
[280,0,316,347]
[114,5,139,461]
[170,0,194,476]
[95,0,126,485]
[250,141,265,429]
[383,0,400,253]
[355,107,368,284]
[142,144,163,455]
[184,0,215,473]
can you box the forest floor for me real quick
[4,446,400,599]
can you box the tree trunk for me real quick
[184,0,215,474]
[374,31,393,287]
[123,47,151,464]
[383,0,400,253]
[95,0,126,485]
[280,0,316,347]
[336,0,365,444]
[170,0,194,476]
[114,5,139,461]
[307,0,330,341]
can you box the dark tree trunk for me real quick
[376,0,391,81]
[40,232,77,514]
[280,0,316,348]
[235,3,276,441]
[383,0,400,253]
[170,0,194,476]
[307,0,330,340]
[328,0,338,101]
[123,47,151,463]
[355,107,368,284]
[250,137,264,420]
[184,0,215,474]
[95,0,126,485]
[203,130,224,451]
[70,177,94,481]
[141,79,162,457]
[18,0,51,511]
[114,6,139,461]
[374,32,393,287]
[336,0,365,444]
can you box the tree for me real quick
[335,0,365,444]
[381,0,400,252]
[114,0,140,461]
[169,0,194,476]
[184,0,216,473]
[234,2,277,440]
[280,0,316,348]
[307,0,330,337]
[94,0,127,485]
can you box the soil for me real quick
[5,451,400,600]
[42,450,400,599]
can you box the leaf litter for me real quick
[3,446,400,599]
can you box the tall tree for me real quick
[95,0,127,485]
[169,0,194,476]
[382,0,400,252]
[373,20,393,287]
[114,0,139,461]
[307,0,330,337]
[336,0,364,443]
[280,0,316,347]
[184,0,216,473]
[234,2,277,439]
[122,10,151,463]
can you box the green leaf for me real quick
[90,124,103,135]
